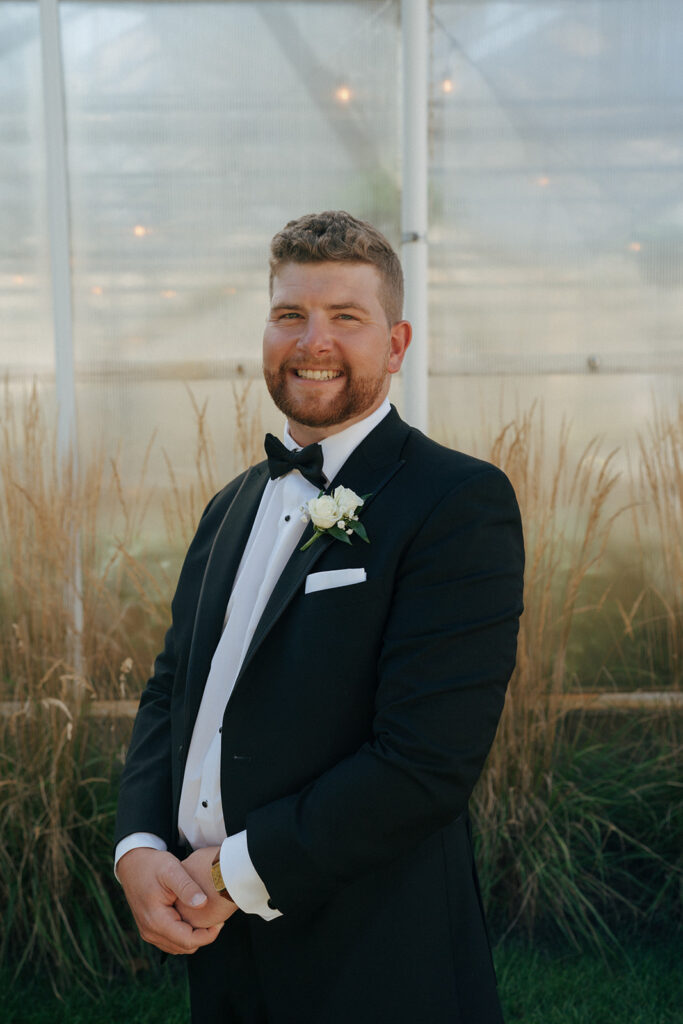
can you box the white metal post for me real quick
[39,0,84,685]
[401,0,430,432]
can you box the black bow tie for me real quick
[264,433,327,490]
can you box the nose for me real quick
[298,312,333,355]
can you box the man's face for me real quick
[262,261,411,445]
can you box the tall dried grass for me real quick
[0,386,679,987]
[0,384,168,702]
[465,403,682,950]
[162,380,263,550]
[0,382,263,989]
[0,384,157,989]
[627,400,683,689]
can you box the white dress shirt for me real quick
[115,399,391,919]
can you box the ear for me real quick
[387,320,412,374]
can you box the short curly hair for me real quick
[269,211,404,326]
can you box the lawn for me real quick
[2,938,680,1023]
[496,938,681,1023]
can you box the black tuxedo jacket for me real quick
[116,407,524,1023]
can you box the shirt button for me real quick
[284,514,291,522]
[201,800,208,808]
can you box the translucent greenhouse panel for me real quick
[56,1,401,482]
[430,0,683,378]
[61,1,401,377]
[0,2,53,375]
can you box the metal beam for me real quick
[40,0,78,468]
[39,0,84,686]
[401,0,429,432]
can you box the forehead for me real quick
[270,261,383,305]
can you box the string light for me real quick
[91,285,103,296]
[441,77,454,94]
[335,85,352,104]
[162,289,176,299]
[628,241,641,252]
[133,225,148,237]
[12,275,25,285]
[537,176,550,187]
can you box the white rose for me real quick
[332,486,363,518]
[307,495,340,530]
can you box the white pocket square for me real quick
[305,568,367,594]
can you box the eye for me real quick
[278,311,301,320]
[336,313,356,321]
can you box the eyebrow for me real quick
[270,301,372,315]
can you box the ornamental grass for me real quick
[0,384,680,993]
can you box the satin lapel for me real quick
[184,463,269,740]
[233,407,411,688]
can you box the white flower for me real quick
[333,485,364,518]
[299,483,371,551]
[307,494,340,530]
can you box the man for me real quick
[116,211,524,1024]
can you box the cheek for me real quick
[262,334,289,369]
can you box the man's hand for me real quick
[118,847,226,955]
[178,846,239,928]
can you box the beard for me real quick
[263,358,388,429]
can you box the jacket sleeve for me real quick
[245,466,524,917]
[114,623,179,849]
[113,492,220,850]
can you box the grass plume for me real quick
[0,385,679,989]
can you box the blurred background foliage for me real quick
[0,388,680,994]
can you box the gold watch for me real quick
[210,850,233,901]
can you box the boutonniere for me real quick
[300,485,371,552]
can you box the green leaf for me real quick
[328,525,353,544]
[348,520,370,543]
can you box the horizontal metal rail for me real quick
[0,692,681,719]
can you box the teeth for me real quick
[295,369,341,380]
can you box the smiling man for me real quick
[262,260,408,439]
[115,211,524,1024]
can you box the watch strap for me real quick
[211,849,233,902]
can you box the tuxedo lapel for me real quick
[233,407,411,688]
[184,463,269,739]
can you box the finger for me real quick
[160,859,208,908]
[159,924,224,956]
[143,916,223,955]
[176,897,237,930]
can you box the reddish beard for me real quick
[263,360,388,428]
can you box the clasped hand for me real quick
[118,846,237,956]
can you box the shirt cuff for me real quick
[220,831,282,921]
[114,832,168,881]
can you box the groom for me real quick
[116,211,524,1023]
